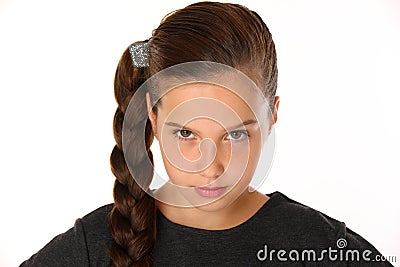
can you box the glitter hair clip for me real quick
[129,41,149,68]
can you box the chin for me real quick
[192,197,232,212]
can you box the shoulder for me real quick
[78,203,114,266]
[79,203,113,233]
[262,191,393,266]
[266,191,358,241]
[20,204,114,267]
[266,191,345,231]
[261,191,345,246]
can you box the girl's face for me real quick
[147,83,271,211]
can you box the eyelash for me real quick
[171,129,250,142]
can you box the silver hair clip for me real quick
[129,41,149,67]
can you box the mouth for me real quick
[194,186,228,198]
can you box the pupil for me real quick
[232,132,240,139]
[181,130,191,137]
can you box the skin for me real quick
[146,83,280,230]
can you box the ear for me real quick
[146,92,157,137]
[267,96,280,135]
[273,96,280,124]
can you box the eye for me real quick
[226,130,249,141]
[173,129,195,140]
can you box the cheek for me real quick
[160,146,191,186]
[230,136,262,184]
[246,134,262,171]
[178,142,201,161]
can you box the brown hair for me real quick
[108,2,278,266]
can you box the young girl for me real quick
[20,2,393,266]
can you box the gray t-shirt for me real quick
[20,191,394,266]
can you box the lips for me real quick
[194,186,228,198]
[197,186,225,190]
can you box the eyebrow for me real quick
[164,119,257,132]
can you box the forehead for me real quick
[158,83,253,115]
[154,83,264,132]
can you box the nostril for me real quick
[199,162,224,180]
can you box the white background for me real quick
[1,0,399,266]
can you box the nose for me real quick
[200,159,224,180]
[199,143,225,180]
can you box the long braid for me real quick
[108,44,156,266]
